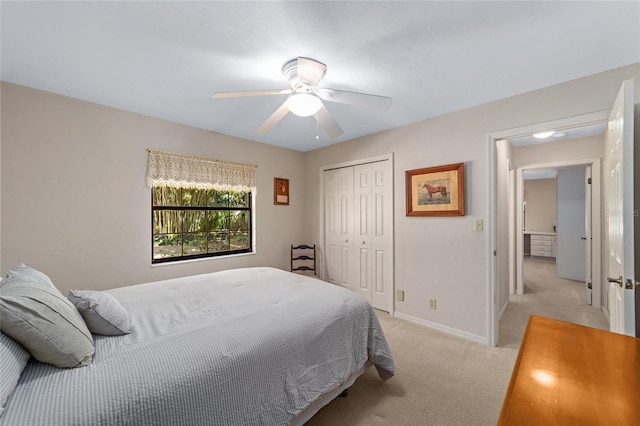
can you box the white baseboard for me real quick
[601,305,610,324]
[392,311,487,345]
[498,300,509,321]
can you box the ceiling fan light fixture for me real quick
[286,92,322,116]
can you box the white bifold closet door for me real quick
[325,160,393,312]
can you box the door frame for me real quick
[488,111,609,347]
[516,159,600,299]
[318,153,395,315]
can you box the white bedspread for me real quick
[1,267,394,425]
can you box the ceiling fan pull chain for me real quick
[315,112,320,140]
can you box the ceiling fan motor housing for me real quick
[282,57,326,89]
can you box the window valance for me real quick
[146,149,257,192]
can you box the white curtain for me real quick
[146,149,257,192]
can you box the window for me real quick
[146,149,257,264]
[152,187,252,263]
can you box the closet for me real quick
[324,159,393,312]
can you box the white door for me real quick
[606,79,635,336]
[352,161,393,311]
[557,167,586,281]
[369,161,393,311]
[584,166,592,304]
[324,169,341,285]
[324,168,354,289]
[325,159,393,312]
[337,167,355,290]
[353,164,372,302]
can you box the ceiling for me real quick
[514,121,607,180]
[510,122,607,148]
[2,2,639,152]
[523,169,558,180]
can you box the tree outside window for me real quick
[152,187,252,263]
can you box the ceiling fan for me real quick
[212,57,392,139]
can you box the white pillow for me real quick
[0,274,95,368]
[6,263,55,288]
[0,332,31,417]
[68,290,132,336]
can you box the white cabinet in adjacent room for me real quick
[530,234,554,258]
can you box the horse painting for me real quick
[422,183,448,200]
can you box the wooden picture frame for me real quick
[274,177,289,205]
[405,162,465,216]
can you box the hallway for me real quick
[499,257,609,349]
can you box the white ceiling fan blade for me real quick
[212,89,291,99]
[256,102,290,134]
[297,57,326,88]
[315,105,344,139]
[317,88,392,111]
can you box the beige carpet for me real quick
[306,257,608,425]
[499,257,608,350]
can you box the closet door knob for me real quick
[607,276,623,287]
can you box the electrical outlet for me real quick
[429,299,437,309]
[396,290,405,301]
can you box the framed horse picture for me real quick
[405,162,465,216]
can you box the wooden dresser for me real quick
[498,315,640,425]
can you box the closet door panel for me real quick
[354,164,373,301]
[324,160,393,311]
[324,169,340,285]
[371,161,393,311]
[338,167,354,289]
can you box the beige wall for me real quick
[303,63,640,341]
[514,135,604,167]
[524,179,557,232]
[1,83,306,294]
[2,63,639,343]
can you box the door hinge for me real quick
[587,177,592,184]
[625,278,634,290]
[587,282,592,289]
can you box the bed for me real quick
[0,266,394,425]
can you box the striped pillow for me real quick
[0,332,30,417]
[0,274,95,368]
[68,290,132,336]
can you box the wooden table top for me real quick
[498,315,640,425]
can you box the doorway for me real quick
[488,111,609,347]
[515,160,600,303]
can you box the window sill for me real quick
[150,250,256,268]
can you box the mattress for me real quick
[0,267,394,425]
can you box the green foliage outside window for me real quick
[152,187,252,262]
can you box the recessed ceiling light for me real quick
[533,131,555,139]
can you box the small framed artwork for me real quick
[405,162,465,216]
[274,177,290,205]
